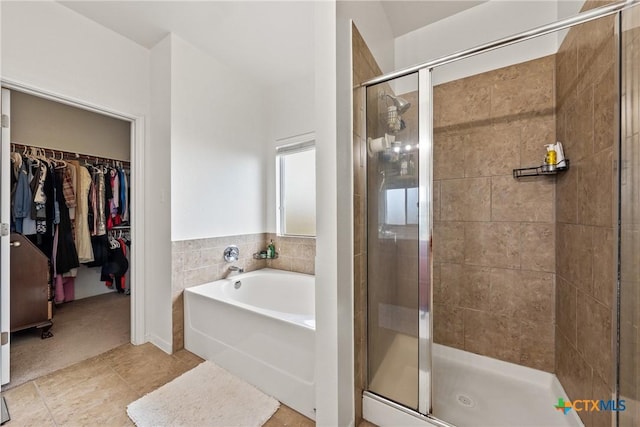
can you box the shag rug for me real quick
[127,361,280,427]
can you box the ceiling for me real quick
[59,1,485,87]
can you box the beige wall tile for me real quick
[577,148,613,227]
[434,132,465,180]
[520,223,556,272]
[433,221,465,263]
[489,269,554,324]
[464,222,520,269]
[463,309,521,364]
[592,226,614,308]
[556,276,578,346]
[491,175,554,223]
[556,166,578,224]
[556,330,593,426]
[435,263,462,306]
[520,114,556,168]
[593,69,615,153]
[464,124,521,177]
[459,265,491,311]
[520,320,555,372]
[557,223,593,293]
[440,177,491,221]
[577,291,612,386]
[433,304,464,349]
[491,65,554,119]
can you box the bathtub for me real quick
[184,268,315,420]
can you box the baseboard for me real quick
[146,333,172,354]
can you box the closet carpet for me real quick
[4,291,130,390]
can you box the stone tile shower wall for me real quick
[555,2,617,426]
[171,233,315,351]
[352,24,382,425]
[431,55,557,371]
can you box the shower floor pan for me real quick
[367,334,583,427]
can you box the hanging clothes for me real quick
[101,237,128,293]
[54,168,79,275]
[73,162,94,263]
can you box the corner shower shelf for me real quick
[253,252,279,260]
[513,159,570,178]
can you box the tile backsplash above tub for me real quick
[171,233,316,351]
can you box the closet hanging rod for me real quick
[10,142,131,168]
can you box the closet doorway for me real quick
[0,87,138,390]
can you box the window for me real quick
[384,187,419,225]
[276,136,316,237]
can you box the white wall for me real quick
[339,1,395,74]
[170,35,268,241]
[148,34,173,353]
[394,0,559,86]
[0,1,174,350]
[265,73,314,233]
[0,2,148,116]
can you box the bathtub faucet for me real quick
[228,265,244,273]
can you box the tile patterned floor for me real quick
[2,342,314,426]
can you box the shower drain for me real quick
[456,394,475,408]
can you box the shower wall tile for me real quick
[440,177,491,221]
[556,330,593,426]
[520,114,556,167]
[433,304,464,349]
[577,292,612,387]
[352,24,382,425]
[520,223,555,273]
[557,223,593,293]
[463,222,521,269]
[556,276,578,346]
[556,7,617,417]
[577,147,614,227]
[593,69,615,153]
[459,265,491,311]
[491,175,554,223]
[491,64,554,118]
[433,55,557,371]
[592,226,614,309]
[433,221,465,263]
[464,123,520,177]
[463,310,521,364]
[434,132,465,180]
[556,163,579,224]
[434,263,462,306]
[520,320,554,372]
[489,269,554,324]
[564,92,594,163]
[433,79,491,130]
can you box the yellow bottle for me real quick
[545,144,557,165]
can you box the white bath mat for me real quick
[127,360,280,427]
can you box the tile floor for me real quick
[2,342,314,426]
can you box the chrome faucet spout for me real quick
[229,266,244,273]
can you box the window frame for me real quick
[276,132,316,237]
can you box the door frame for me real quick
[0,78,147,352]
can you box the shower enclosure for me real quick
[358,1,640,426]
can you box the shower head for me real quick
[382,93,411,114]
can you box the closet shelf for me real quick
[513,159,570,178]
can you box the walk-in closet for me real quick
[2,89,133,388]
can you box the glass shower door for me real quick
[366,71,431,413]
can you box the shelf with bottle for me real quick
[513,159,570,178]
[253,251,279,260]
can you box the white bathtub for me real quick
[184,268,315,420]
